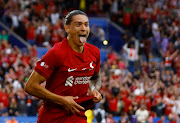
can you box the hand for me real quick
[62,96,85,114]
[89,90,102,103]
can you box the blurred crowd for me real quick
[0,0,110,47]
[0,0,180,123]
[0,38,40,116]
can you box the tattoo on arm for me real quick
[89,71,101,91]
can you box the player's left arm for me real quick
[90,71,101,91]
[89,71,102,103]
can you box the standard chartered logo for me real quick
[65,76,74,87]
[65,76,91,87]
[74,76,91,85]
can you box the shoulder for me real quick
[53,39,67,50]
[85,43,100,55]
[42,41,66,63]
[49,39,67,55]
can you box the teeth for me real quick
[79,35,86,37]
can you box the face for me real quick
[65,14,90,46]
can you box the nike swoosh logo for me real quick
[68,68,77,72]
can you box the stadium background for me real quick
[0,0,180,123]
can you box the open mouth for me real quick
[79,34,86,43]
[79,34,86,37]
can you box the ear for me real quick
[64,25,70,34]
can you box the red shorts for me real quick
[37,96,94,123]
[37,107,87,123]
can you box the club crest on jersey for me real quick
[89,61,94,70]
[82,61,95,71]
[40,62,49,68]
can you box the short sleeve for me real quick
[34,47,58,79]
[94,49,100,74]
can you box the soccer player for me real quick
[25,10,102,123]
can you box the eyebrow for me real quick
[74,21,89,24]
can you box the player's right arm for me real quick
[24,70,85,114]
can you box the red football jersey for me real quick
[35,38,100,122]
[35,38,100,96]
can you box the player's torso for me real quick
[46,42,98,97]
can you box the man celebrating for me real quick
[25,10,102,123]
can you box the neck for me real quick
[67,37,84,53]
